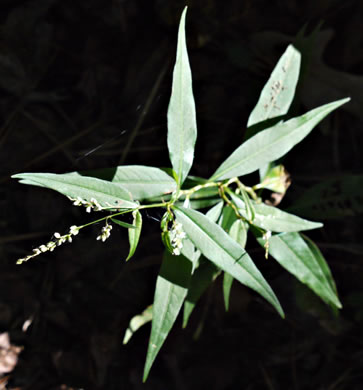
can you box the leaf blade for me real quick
[261,232,341,309]
[167,7,197,187]
[81,165,177,200]
[247,44,301,127]
[229,192,322,232]
[143,251,192,382]
[174,206,284,318]
[12,172,137,209]
[211,98,350,181]
[126,210,142,261]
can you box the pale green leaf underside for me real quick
[229,192,322,232]
[247,44,301,127]
[174,206,284,318]
[211,98,350,181]
[12,172,137,209]
[262,232,341,309]
[167,7,197,187]
[143,250,192,382]
[123,305,152,345]
[81,165,177,200]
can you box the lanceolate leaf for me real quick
[182,201,225,325]
[126,210,142,261]
[111,218,136,229]
[174,206,284,318]
[229,192,322,232]
[211,98,350,181]
[302,234,338,295]
[81,165,177,200]
[143,251,192,382]
[167,7,197,187]
[247,44,301,128]
[260,232,341,309]
[12,172,137,209]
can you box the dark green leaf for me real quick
[143,250,192,382]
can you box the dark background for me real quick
[1,0,363,389]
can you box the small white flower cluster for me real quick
[169,221,186,256]
[16,226,80,265]
[262,230,272,259]
[96,222,112,242]
[70,197,103,212]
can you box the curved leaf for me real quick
[260,232,341,309]
[126,210,142,261]
[123,305,153,345]
[143,250,192,382]
[174,206,284,318]
[81,165,177,200]
[167,7,197,187]
[247,44,301,127]
[12,172,137,209]
[229,192,322,232]
[211,98,350,181]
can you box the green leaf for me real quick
[288,175,363,219]
[143,250,192,382]
[183,258,220,327]
[126,210,142,261]
[81,165,177,200]
[229,192,322,232]
[123,305,153,344]
[174,206,284,318]
[12,172,137,209]
[218,204,237,232]
[167,7,197,187]
[223,219,248,311]
[247,44,301,128]
[260,232,341,309]
[211,98,350,181]
[111,218,136,229]
[240,188,255,222]
[302,234,338,296]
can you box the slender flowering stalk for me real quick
[16,225,80,264]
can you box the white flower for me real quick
[97,223,112,242]
[169,221,186,256]
[69,226,79,236]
